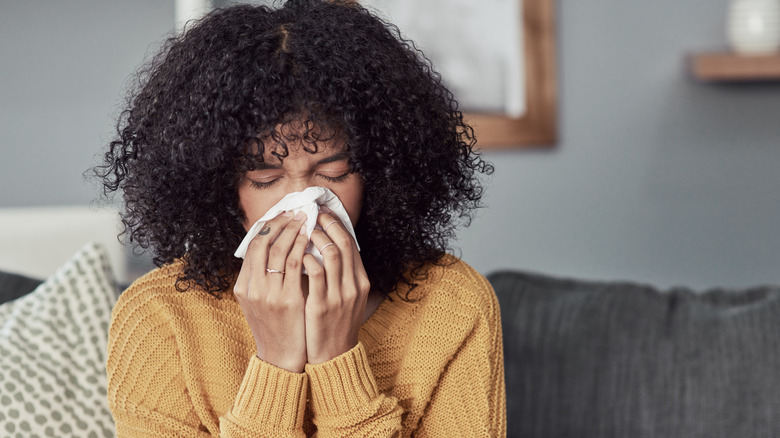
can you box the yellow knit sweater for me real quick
[107,254,506,437]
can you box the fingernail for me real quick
[282,211,293,218]
[294,211,306,221]
[320,206,331,213]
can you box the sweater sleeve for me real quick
[107,287,214,437]
[220,356,309,437]
[107,283,309,438]
[415,273,507,437]
[305,342,404,437]
[303,271,506,437]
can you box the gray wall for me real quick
[2,1,779,289]
[458,1,780,289]
[0,1,174,206]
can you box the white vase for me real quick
[727,0,780,54]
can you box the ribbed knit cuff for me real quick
[231,355,308,430]
[305,342,379,418]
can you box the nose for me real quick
[289,176,314,193]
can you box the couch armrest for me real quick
[0,269,42,305]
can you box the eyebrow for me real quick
[253,151,349,170]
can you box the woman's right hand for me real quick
[233,211,310,373]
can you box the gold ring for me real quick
[265,268,285,274]
[318,242,335,253]
[324,220,340,233]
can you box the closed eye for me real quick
[248,177,282,189]
[319,172,350,183]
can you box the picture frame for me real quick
[465,0,558,148]
[357,0,558,149]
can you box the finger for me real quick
[317,212,355,283]
[321,215,342,235]
[349,240,371,296]
[303,253,326,304]
[317,211,347,239]
[282,226,309,294]
[266,211,307,271]
[234,257,251,300]
[245,211,294,279]
[309,228,342,293]
[239,212,294,302]
[319,211,369,296]
[261,212,307,295]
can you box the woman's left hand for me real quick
[302,211,371,365]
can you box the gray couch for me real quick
[489,270,780,438]
[3,266,779,437]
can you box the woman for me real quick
[97,0,504,436]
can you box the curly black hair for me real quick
[94,0,493,298]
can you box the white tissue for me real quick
[233,187,359,269]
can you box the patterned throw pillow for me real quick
[0,242,118,438]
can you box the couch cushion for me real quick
[489,270,780,438]
[0,242,117,437]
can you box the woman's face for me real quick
[237,131,364,231]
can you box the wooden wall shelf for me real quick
[689,52,780,81]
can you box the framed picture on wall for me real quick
[360,0,558,148]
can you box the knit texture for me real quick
[106,254,506,437]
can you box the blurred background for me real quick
[1,0,779,289]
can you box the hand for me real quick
[233,211,310,373]
[302,211,371,365]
